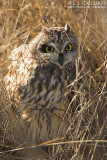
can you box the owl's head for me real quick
[32,24,78,69]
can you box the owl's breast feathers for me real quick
[18,64,76,143]
[18,64,74,111]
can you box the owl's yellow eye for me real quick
[65,44,72,51]
[46,46,54,52]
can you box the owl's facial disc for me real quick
[39,41,78,68]
[37,25,78,68]
[48,42,78,68]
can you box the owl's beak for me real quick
[58,53,64,66]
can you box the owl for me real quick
[4,24,81,145]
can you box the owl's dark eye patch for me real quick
[40,44,54,53]
[39,44,47,52]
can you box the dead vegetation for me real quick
[0,0,107,159]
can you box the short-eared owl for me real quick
[4,24,81,144]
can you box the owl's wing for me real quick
[4,44,38,97]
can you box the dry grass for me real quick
[0,0,107,159]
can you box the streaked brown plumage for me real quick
[4,24,81,144]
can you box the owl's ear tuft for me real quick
[41,26,49,34]
[65,24,70,32]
